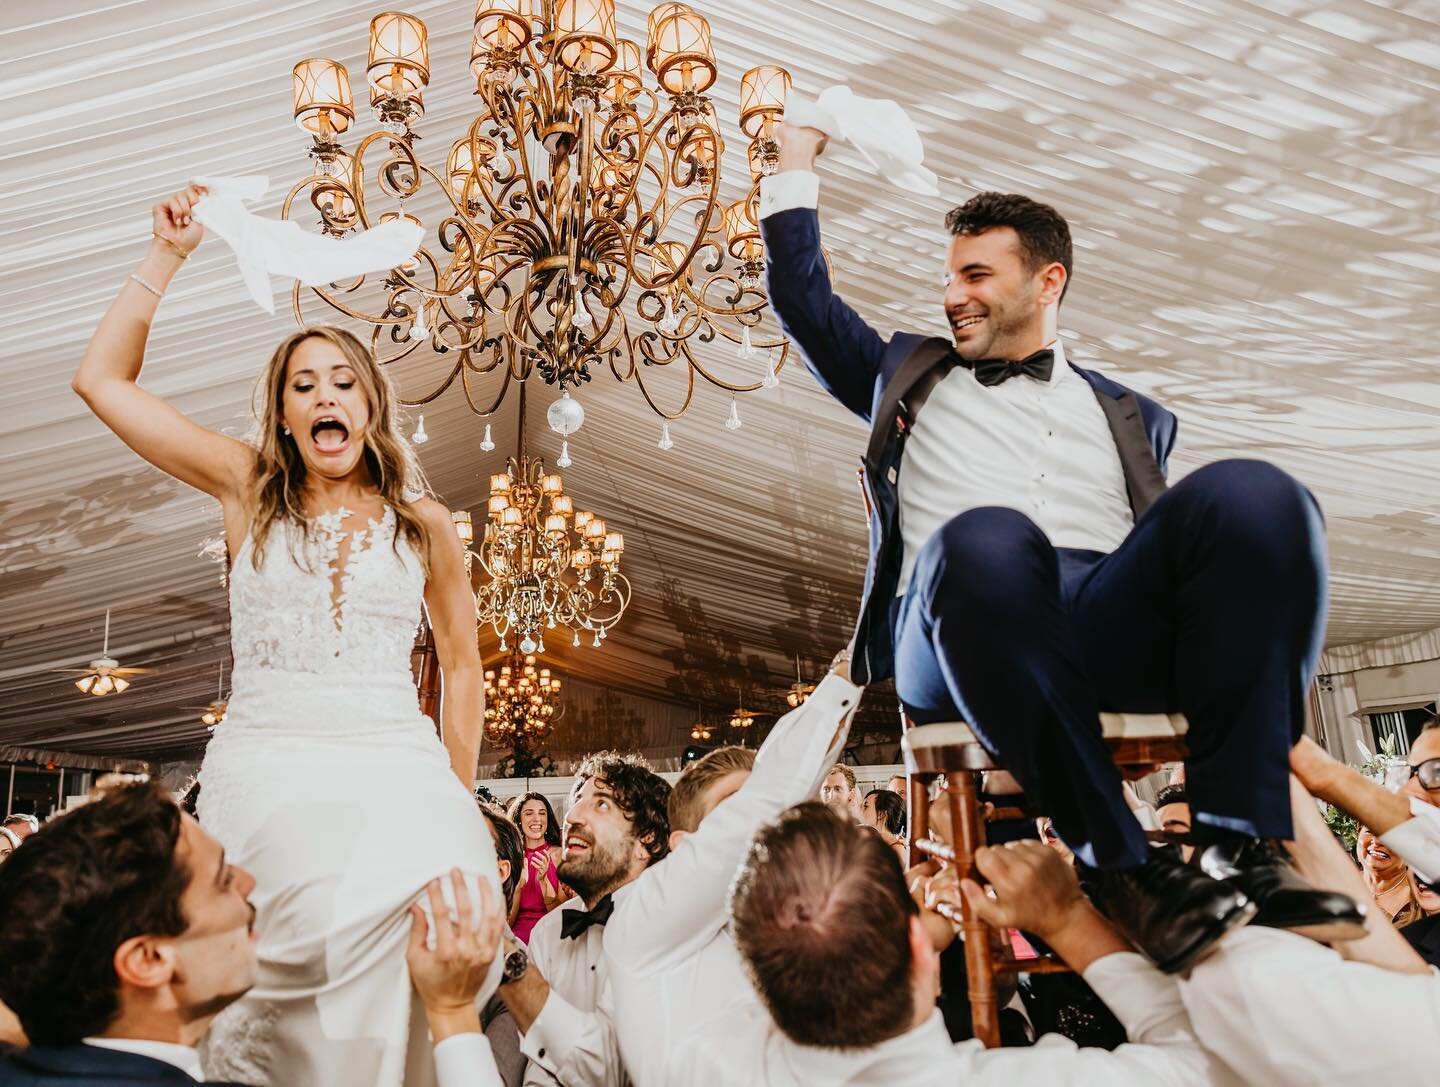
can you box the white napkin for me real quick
[190,175,425,314]
[785,86,939,196]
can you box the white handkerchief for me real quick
[785,86,940,196]
[191,175,425,314]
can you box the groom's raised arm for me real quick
[759,123,886,422]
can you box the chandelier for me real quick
[284,2,794,439]
[484,652,564,746]
[454,403,630,650]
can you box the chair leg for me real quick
[909,771,930,869]
[953,770,1000,1048]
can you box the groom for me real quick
[758,121,1361,971]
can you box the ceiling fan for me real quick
[56,608,154,696]
[183,662,229,728]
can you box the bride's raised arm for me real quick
[71,186,253,502]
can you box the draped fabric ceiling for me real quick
[3,0,1439,761]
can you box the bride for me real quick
[72,185,502,1085]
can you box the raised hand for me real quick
[960,839,1089,940]
[151,184,207,258]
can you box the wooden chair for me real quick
[902,713,1189,1048]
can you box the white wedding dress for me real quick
[198,506,500,1086]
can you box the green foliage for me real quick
[1322,735,1400,854]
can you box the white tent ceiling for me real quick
[2,0,1438,761]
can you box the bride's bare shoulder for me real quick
[408,497,456,531]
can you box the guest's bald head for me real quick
[730,802,917,1048]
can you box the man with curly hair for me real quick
[496,752,671,1087]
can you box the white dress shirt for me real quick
[1179,925,1440,1085]
[671,952,1230,1086]
[759,169,1136,592]
[1380,796,1440,885]
[603,674,863,1087]
[521,886,630,1087]
[433,1033,504,1087]
[82,1038,204,1081]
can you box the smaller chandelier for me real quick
[457,455,630,654]
[690,722,713,741]
[484,652,564,747]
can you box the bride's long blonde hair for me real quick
[247,326,431,574]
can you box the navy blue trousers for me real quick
[893,459,1328,869]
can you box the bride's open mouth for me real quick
[310,415,351,456]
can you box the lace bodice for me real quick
[228,507,424,678]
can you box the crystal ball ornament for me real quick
[547,390,585,437]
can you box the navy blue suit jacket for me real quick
[760,206,1179,684]
[0,1044,247,1087]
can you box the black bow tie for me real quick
[968,348,1055,387]
[560,893,614,940]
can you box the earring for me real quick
[282,425,291,435]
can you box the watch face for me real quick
[503,946,528,982]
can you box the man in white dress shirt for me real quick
[497,752,670,1087]
[604,662,863,1087]
[1170,757,1440,1084]
[672,804,1231,1086]
[0,781,258,1085]
[759,119,1360,970]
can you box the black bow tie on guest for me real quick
[560,893,615,940]
[967,348,1055,387]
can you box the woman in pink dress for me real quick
[506,792,570,942]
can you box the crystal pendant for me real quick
[724,398,742,431]
[411,414,429,444]
[737,325,763,362]
[572,630,581,647]
[480,424,495,452]
[658,421,674,450]
[658,296,680,335]
[536,634,546,652]
[761,352,780,389]
[557,439,572,468]
[572,292,595,333]
[593,630,602,647]
[409,305,428,341]
[499,636,508,651]
[519,634,537,653]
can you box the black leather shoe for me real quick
[1199,837,1368,943]
[1088,848,1257,974]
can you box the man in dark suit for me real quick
[0,782,257,1085]
[758,121,1361,971]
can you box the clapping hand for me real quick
[405,868,505,1040]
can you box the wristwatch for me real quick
[500,936,529,985]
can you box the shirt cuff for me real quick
[434,1033,497,1087]
[1380,804,1440,885]
[1081,951,1185,1040]
[519,989,586,1074]
[759,170,819,219]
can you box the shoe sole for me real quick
[1258,915,1369,944]
[1155,896,1259,975]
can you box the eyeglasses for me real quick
[1385,757,1440,792]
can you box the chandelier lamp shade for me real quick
[484,651,564,746]
[283,2,792,435]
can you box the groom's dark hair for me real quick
[945,191,1073,301]
[0,781,189,1043]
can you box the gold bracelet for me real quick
[128,273,164,298]
[150,231,192,259]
